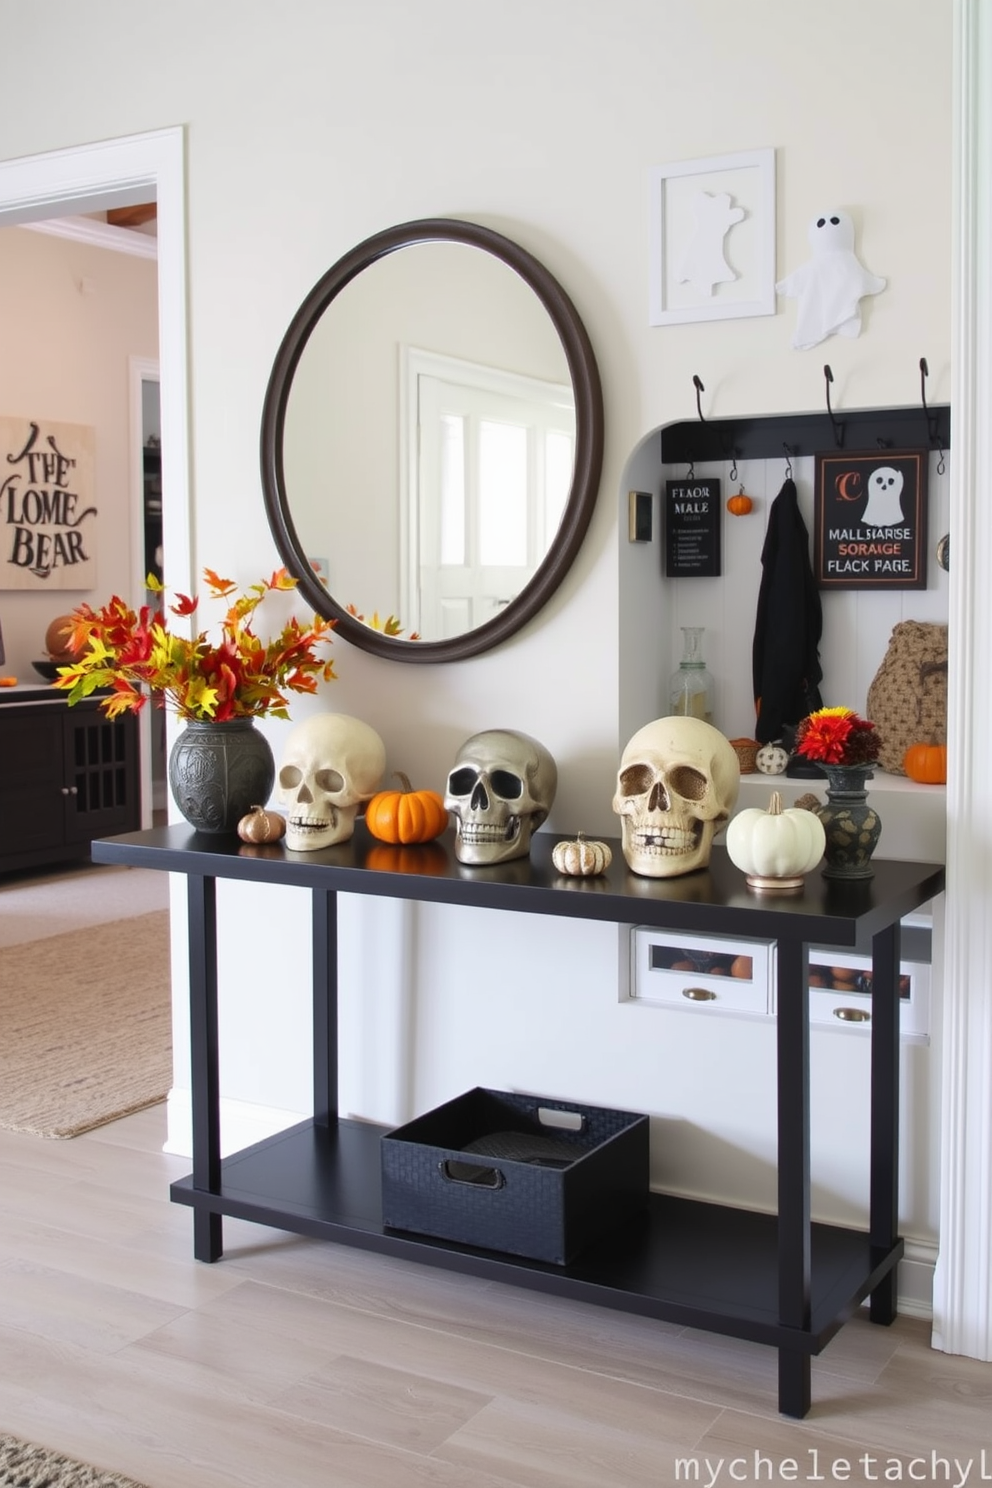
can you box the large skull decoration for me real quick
[277,713,385,851]
[444,729,557,865]
[612,716,740,878]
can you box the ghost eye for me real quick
[816,217,826,228]
[830,216,840,225]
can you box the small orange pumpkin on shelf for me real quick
[726,491,753,517]
[365,771,449,844]
[903,742,947,784]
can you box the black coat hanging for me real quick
[752,478,823,743]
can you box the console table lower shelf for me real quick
[171,1116,902,1359]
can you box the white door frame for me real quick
[932,0,992,1360]
[0,126,193,644]
[129,355,161,828]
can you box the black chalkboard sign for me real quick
[665,478,721,577]
[814,449,928,590]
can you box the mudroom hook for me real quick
[824,365,844,448]
[693,374,706,422]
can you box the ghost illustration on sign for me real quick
[776,210,885,350]
[676,191,745,297]
[862,465,905,528]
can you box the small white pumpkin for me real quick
[726,790,825,890]
[552,832,613,877]
[755,742,790,776]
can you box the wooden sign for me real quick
[814,449,928,590]
[665,478,721,577]
[1,416,97,590]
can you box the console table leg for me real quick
[188,872,223,1262]
[869,921,901,1325]
[778,1349,812,1418]
[194,1209,223,1263]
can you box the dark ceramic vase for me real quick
[168,718,275,835]
[818,765,881,881]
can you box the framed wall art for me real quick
[0,415,97,590]
[814,449,928,590]
[648,148,776,326]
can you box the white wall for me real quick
[0,226,158,672]
[0,0,953,1269]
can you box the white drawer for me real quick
[629,928,774,1016]
[804,949,931,1042]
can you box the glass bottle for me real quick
[669,626,715,724]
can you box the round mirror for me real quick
[260,219,604,663]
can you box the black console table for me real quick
[92,824,944,1418]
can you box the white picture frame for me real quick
[648,148,776,326]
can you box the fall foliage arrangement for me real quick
[54,568,336,721]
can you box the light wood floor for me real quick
[1,1106,990,1488]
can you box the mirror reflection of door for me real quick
[408,350,574,638]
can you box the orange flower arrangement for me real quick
[53,568,336,721]
[794,706,881,767]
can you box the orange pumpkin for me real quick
[365,771,449,844]
[903,742,947,784]
[726,492,753,516]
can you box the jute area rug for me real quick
[0,910,172,1139]
[0,1432,149,1487]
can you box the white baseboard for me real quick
[163,1086,308,1159]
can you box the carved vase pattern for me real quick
[817,765,881,881]
[168,718,275,835]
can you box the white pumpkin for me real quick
[552,833,613,877]
[726,791,825,885]
[755,742,790,776]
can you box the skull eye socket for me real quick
[279,765,302,788]
[668,765,708,801]
[491,771,523,800]
[315,768,345,793]
[447,767,479,796]
[619,763,654,797]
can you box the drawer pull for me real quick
[834,1006,871,1023]
[682,986,717,1002]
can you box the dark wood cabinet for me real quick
[0,694,140,874]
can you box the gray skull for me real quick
[444,728,557,865]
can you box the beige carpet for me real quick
[0,1432,149,1487]
[0,911,172,1139]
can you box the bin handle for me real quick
[439,1160,505,1189]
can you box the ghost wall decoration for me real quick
[676,191,745,298]
[776,210,885,351]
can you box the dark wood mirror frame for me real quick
[260,218,604,663]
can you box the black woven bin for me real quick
[380,1087,649,1265]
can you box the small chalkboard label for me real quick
[665,478,721,577]
[814,450,928,590]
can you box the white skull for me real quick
[277,713,385,851]
[444,728,557,865]
[612,716,740,877]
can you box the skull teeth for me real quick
[289,816,333,833]
[459,818,521,842]
[633,827,700,852]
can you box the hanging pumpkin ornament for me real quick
[727,485,753,517]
